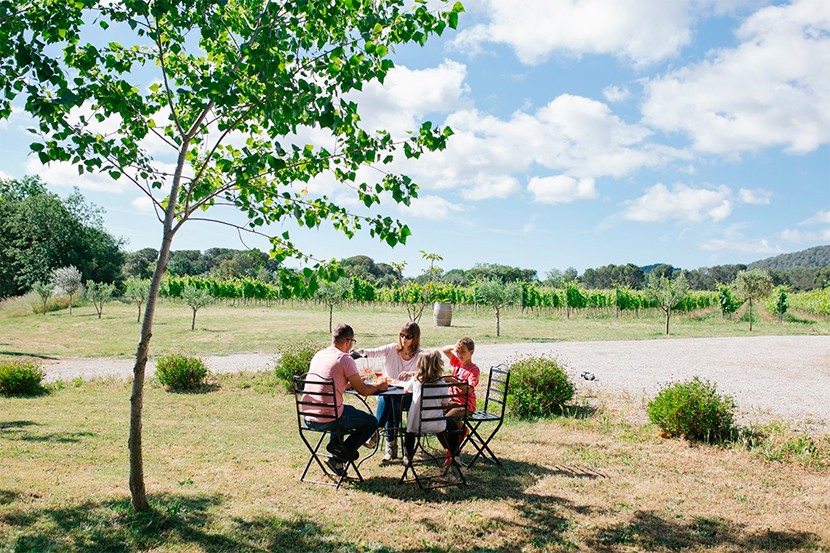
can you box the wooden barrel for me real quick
[433,302,452,326]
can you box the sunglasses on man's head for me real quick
[400,333,413,340]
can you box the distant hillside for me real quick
[748,245,830,270]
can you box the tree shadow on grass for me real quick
[0,351,58,360]
[1,420,94,443]
[587,510,821,552]
[0,493,372,553]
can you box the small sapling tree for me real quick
[31,281,54,315]
[51,266,84,314]
[646,271,690,335]
[476,278,522,337]
[125,278,150,323]
[87,281,115,319]
[181,284,213,331]
[735,269,773,331]
[314,278,351,333]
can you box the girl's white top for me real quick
[360,343,421,379]
[404,378,448,434]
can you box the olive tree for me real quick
[181,283,212,331]
[735,269,774,331]
[476,278,522,337]
[314,278,351,333]
[50,265,83,314]
[86,280,115,319]
[124,278,150,323]
[646,271,689,335]
[1,0,462,511]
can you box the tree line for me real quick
[3,176,828,303]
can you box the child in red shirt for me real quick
[441,337,480,420]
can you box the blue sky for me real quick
[1,0,828,278]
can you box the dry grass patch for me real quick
[1,374,828,552]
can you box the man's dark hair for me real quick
[332,323,354,343]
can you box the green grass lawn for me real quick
[1,374,828,552]
[2,298,829,551]
[1,298,827,359]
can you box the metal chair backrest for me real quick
[415,380,469,434]
[293,373,340,430]
[481,364,510,418]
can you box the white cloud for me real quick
[25,158,131,193]
[403,194,464,220]
[699,237,780,253]
[459,175,520,200]
[622,182,733,222]
[778,228,830,242]
[641,0,830,155]
[398,94,683,202]
[603,85,631,103]
[528,175,598,204]
[738,187,772,205]
[452,0,692,66]
[805,209,830,224]
[351,60,470,136]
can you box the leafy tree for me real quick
[735,269,774,331]
[86,281,115,319]
[123,248,158,280]
[467,263,538,284]
[125,278,150,323]
[1,0,461,511]
[476,278,522,337]
[167,250,208,277]
[0,177,124,298]
[181,284,212,331]
[314,278,351,333]
[31,281,54,316]
[646,272,690,335]
[50,265,83,314]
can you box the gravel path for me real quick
[41,335,830,430]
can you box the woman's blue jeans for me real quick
[376,394,411,439]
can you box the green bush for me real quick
[647,377,736,443]
[507,356,574,419]
[274,340,322,393]
[155,353,210,392]
[0,359,46,396]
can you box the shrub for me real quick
[647,377,736,443]
[155,353,210,392]
[274,340,322,393]
[507,356,574,419]
[0,359,46,396]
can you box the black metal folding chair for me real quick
[293,373,363,488]
[400,382,468,490]
[461,364,510,468]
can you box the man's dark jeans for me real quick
[306,404,377,460]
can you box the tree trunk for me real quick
[665,307,671,335]
[748,299,754,331]
[328,304,333,333]
[495,307,501,337]
[191,308,196,330]
[129,144,187,511]
[136,302,142,323]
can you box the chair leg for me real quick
[463,421,503,468]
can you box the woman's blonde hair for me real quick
[396,321,421,354]
[416,350,444,383]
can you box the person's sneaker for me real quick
[326,443,359,461]
[325,457,346,477]
[364,430,379,449]
[401,455,410,467]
